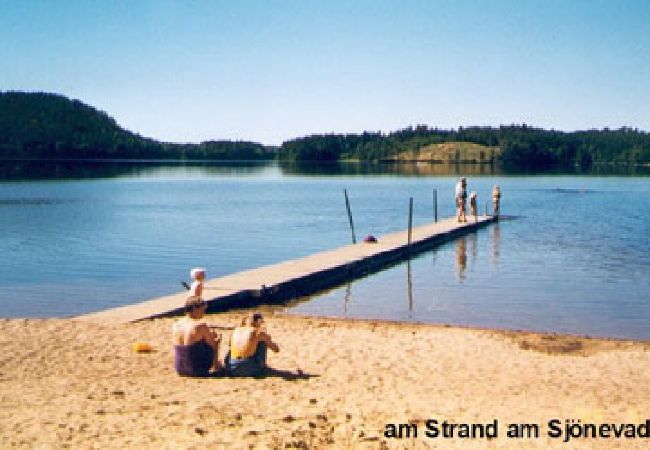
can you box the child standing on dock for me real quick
[469,191,478,219]
[190,267,206,299]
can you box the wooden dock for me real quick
[76,215,496,323]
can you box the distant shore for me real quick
[1,312,648,448]
[2,157,649,167]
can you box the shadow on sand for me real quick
[255,367,319,381]
[208,367,319,381]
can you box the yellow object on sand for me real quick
[132,342,154,353]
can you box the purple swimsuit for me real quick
[174,340,214,377]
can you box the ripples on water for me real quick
[0,160,648,339]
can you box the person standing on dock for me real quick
[492,185,501,217]
[455,177,468,222]
[469,191,478,220]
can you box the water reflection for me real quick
[0,160,272,181]
[492,223,501,265]
[407,259,413,317]
[287,226,498,316]
[2,159,649,181]
[343,283,351,314]
[279,161,650,177]
[280,161,502,177]
[455,237,467,282]
[468,232,478,262]
[0,197,74,206]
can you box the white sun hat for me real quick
[190,267,206,280]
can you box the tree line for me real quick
[278,124,650,167]
[2,91,649,167]
[0,92,272,160]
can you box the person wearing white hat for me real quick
[190,267,206,299]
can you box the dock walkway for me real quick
[77,215,496,323]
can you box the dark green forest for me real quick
[279,125,650,167]
[0,92,272,160]
[2,91,650,167]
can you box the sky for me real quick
[1,0,649,145]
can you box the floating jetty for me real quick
[76,215,496,323]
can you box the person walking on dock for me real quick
[492,185,501,217]
[455,177,468,222]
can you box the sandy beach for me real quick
[1,311,648,449]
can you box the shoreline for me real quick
[283,311,650,346]
[1,312,648,448]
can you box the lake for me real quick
[1,160,648,339]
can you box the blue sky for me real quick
[2,0,649,144]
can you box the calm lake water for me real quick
[1,161,648,339]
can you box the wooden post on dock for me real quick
[408,197,413,248]
[433,188,438,223]
[344,189,357,244]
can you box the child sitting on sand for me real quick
[225,312,279,377]
[190,267,206,299]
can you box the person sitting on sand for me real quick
[172,296,222,377]
[189,267,206,299]
[492,185,501,217]
[225,312,279,377]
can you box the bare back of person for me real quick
[172,296,222,375]
[230,326,279,359]
[172,318,209,346]
[225,313,279,376]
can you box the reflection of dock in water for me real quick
[77,215,497,323]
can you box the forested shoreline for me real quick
[279,125,650,168]
[2,91,649,167]
[0,92,273,160]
